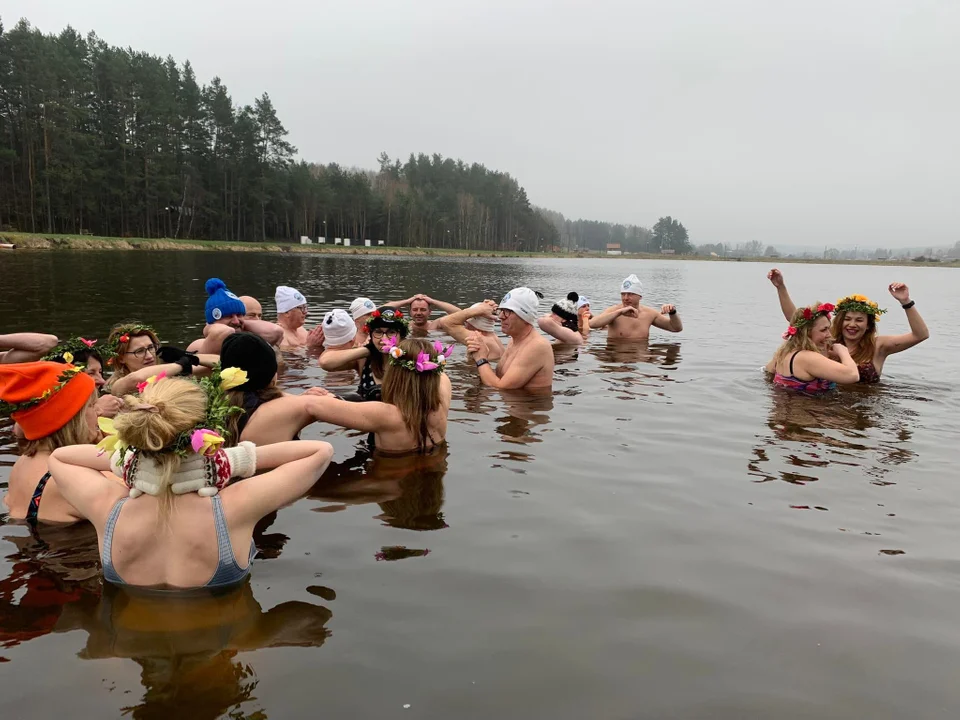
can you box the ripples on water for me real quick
[1,253,958,718]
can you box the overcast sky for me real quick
[8,0,960,247]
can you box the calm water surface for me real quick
[1,251,958,719]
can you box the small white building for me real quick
[300,236,312,245]
[317,236,326,244]
[343,238,351,247]
[334,238,342,245]
[377,240,385,246]
[364,239,371,247]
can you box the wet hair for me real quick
[772,303,831,367]
[381,338,444,453]
[114,378,207,521]
[18,394,97,456]
[831,311,877,366]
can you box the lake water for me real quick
[1,251,958,719]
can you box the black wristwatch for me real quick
[668,309,677,316]
[476,358,490,368]
[901,300,915,310]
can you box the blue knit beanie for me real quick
[204,278,246,324]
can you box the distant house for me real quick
[606,243,622,256]
[660,248,676,255]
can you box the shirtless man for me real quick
[435,300,504,360]
[187,277,283,352]
[537,292,585,345]
[239,295,263,320]
[384,294,460,333]
[589,274,682,339]
[275,285,322,350]
[467,287,554,390]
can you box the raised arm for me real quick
[49,445,126,524]
[796,344,860,384]
[468,334,551,390]
[0,332,60,363]
[381,295,418,309]
[240,318,284,347]
[109,354,217,397]
[651,305,683,333]
[435,300,496,331]
[767,269,797,322]
[318,344,370,371]
[421,295,461,315]
[223,440,334,525]
[878,283,929,356]
[537,316,583,345]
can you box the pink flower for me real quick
[382,335,399,352]
[80,338,97,347]
[433,341,453,359]
[191,428,224,456]
[415,352,438,372]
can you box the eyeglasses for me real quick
[498,308,515,317]
[127,344,159,359]
[372,329,399,339]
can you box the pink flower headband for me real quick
[383,336,454,373]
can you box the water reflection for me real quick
[64,581,332,720]
[748,383,918,487]
[495,390,555,444]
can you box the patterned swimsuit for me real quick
[857,361,881,384]
[773,352,837,395]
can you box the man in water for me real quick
[434,300,504,360]
[240,296,263,320]
[467,287,553,390]
[349,297,377,332]
[187,278,283,352]
[589,274,682,339]
[275,285,322,350]
[384,294,461,334]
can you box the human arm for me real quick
[108,354,217,396]
[48,445,127,523]
[318,344,370,371]
[381,295,418,309]
[796,344,860,384]
[302,395,398,433]
[222,441,335,524]
[306,326,325,349]
[537,316,583,345]
[651,305,683,333]
[0,333,60,363]
[239,318,284,346]
[767,269,797,322]
[420,295,461,315]
[877,283,929,356]
[588,305,635,329]
[435,300,496,331]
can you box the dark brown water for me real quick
[1,251,958,719]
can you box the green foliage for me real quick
[0,19,559,251]
[652,216,691,253]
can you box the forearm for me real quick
[476,362,502,389]
[109,362,185,396]
[254,440,334,470]
[0,333,60,361]
[319,346,368,371]
[382,296,416,309]
[666,314,683,332]
[904,304,929,341]
[430,299,461,315]
[50,445,112,472]
[242,319,283,346]
[777,286,796,322]
[588,311,619,329]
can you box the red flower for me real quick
[819,303,835,313]
[119,334,130,343]
[395,310,403,319]
[802,308,812,320]
[371,310,381,319]
[787,326,797,336]
[81,338,97,347]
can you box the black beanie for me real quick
[220,332,278,391]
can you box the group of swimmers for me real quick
[0,269,927,592]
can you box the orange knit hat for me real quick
[0,362,96,440]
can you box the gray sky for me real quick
[9,0,960,247]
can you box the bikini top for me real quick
[101,494,255,590]
[25,472,52,527]
[857,361,881,384]
[357,358,381,401]
[773,351,837,395]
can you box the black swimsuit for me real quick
[26,472,52,526]
[357,358,381,401]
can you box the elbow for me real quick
[38,334,60,352]
[842,368,860,384]
[317,355,338,371]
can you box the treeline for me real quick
[0,18,560,250]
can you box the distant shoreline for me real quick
[2,232,956,269]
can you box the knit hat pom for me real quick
[567,292,579,303]
[205,278,227,296]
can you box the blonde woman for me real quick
[765,303,859,393]
[48,375,333,590]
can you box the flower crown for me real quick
[782,303,835,340]
[105,323,158,363]
[363,308,409,334]
[383,336,453,374]
[836,294,886,321]
[42,337,106,366]
[97,365,247,462]
[0,365,85,416]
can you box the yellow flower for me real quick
[95,417,128,456]
[219,367,248,390]
[63,351,74,364]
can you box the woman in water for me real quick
[0,361,101,524]
[47,373,334,590]
[538,292,586,345]
[308,337,452,453]
[102,323,162,394]
[319,308,409,401]
[765,302,860,393]
[767,270,929,382]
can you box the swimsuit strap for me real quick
[788,351,801,377]
[25,472,52,526]
[102,497,130,585]
[206,494,253,588]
